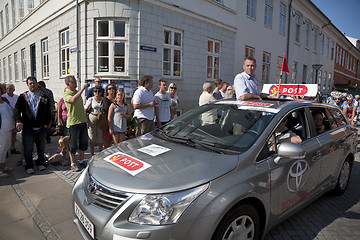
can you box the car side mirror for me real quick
[274,142,305,164]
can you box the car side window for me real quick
[309,108,331,135]
[256,109,307,162]
[328,108,347,127]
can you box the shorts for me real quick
[69,122,88,154]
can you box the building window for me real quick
[339,48,342,65]
[60,29,70,76]
[14,52,19,81]
[5,4,9,32]
[262,52,271,85]
[21,48,26,81]
[326,37,329,57]
[292,61,298,83]
[247,0,256,20]
[313,27,318,51]
[163,28,182,77]
[279,3,286,35]
[328,72,332,91]
[8,55,12,82]
[322,71,326,91]
[304,21,309,47]
[42,38,49,78]
[342,50,345,66]
[264,0,273,28]
[0,11,4,37]
[28,0,34,13]
[276,56,282,80]
[294,14,300,43]
[3,58,6,82]
[11,0,16,27]
[207,39,221,80]
[19,0,24,20]
[331,41,334,60]
[317,70,322,87]
[320,34,324,55]
[96,20,127,75]
[245,45,255,58]
[0,60,2,82]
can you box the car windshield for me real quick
[159,103,275,153]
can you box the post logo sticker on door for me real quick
[104,152,151,176]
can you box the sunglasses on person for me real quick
[94,90,101,93]
[170,87,177,90]
[108,87,114,90]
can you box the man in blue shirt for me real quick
[233,57,262,100]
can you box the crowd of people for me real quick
[0,56,358,177]
[0,75,181,176]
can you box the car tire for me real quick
[332,157,352,195]
[212,204,260,240]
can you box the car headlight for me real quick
[129,184,208,225]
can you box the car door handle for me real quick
[312,152,321,161]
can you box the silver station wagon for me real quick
[72,99,357,240]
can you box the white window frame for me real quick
[8,55,12,82]
[304,21,309,47]
[247,0,257,20]
[28,0,34,13]
[5,4,9,33]
[245,45,255,58]
[11,0,16,27]
[264,0,273,29]
[163,27,183,77]
[0,60,2,82]
[320,34,324,55]
[326,37,329,57]
[3,57,7,82]
[21,48,26,81]
[14,52,19,82]
[294,14,300,43]
[0,11,3,37]
[313,27,318,51]
[60,29,70,76]
[262,52,271,85]
[19,0,24,20]
[292,61,298,83]
[207,39,221,81]
[279,3,286,35]
[96,19,128,76]
[42,38,49,78]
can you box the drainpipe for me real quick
[76,0,81,87]
[285,0,293,84]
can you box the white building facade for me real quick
[0,0,237,112]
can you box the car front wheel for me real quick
[332,157,352,195]
[212,204,260,240]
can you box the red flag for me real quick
[281,53,290,75]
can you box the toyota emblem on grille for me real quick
[87,177,98,193]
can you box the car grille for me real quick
[85,174,132,211]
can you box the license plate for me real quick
[74,202,95,239]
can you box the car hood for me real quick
[88,133,239,194]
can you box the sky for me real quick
[311,0,360,40]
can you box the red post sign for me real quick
[269,84,309,95]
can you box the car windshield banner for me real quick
[262,84,318,96]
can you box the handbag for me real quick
[96,100,109,130]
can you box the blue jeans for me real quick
[69,122,88,154]
[22,127,47,170]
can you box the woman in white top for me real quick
[0,84,15,178]
[167,82,180,119]
[84,86,104,155]
[108,90,131,144]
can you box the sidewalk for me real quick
[0,134,88,240]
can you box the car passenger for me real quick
[268,117,302,152]
[312,111,326,135]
